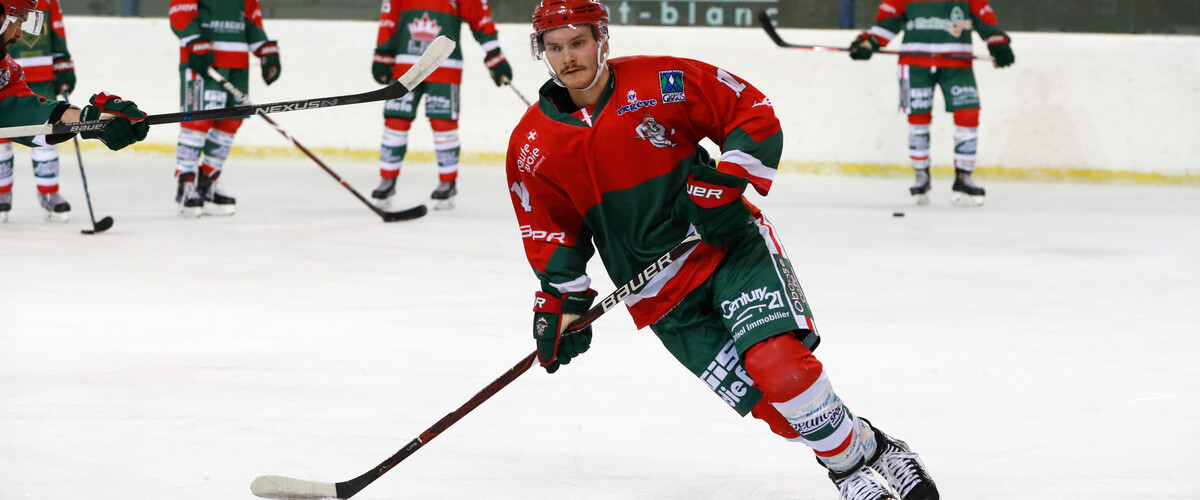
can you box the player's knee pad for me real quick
[744,331,824,403]
[907,113,932,126]
[384,117,413,131]
[429,118,458,132]
[212,118,243,134]
[181,120,213,133]
[954,107,980,128]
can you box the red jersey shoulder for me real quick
[1,56,23,88]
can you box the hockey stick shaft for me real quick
[251,232,703,500]
[205,68,424,222]
[757,12,991,61]
[0,37,456,140]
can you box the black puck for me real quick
[892,212,905,217]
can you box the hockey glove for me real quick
[533,289,597,374]
[53,58,75,96]
[372,52,395,85]
[184,39,214,75]
[678,164,755,248]
[484,48,512,87]
[257,41,282,85]
[79,92,149,151]
[848,32,880,61]
[986,33,1015,68]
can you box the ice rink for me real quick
[2,156,1198,499]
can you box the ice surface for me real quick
[2,156,1198,499]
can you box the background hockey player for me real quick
[0,0,74,221]
[369,0,511,211]
[169,0,280,217]
[508,1,937,499]
[849,0,1014,206]
[0,0,148,222]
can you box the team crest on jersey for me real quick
[407,13,442,53]
[634,113,676,148]
[659,70,686,103]
[0,67,9,89]
[907,7,973,37]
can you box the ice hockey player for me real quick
[506,1,938,499]
[169,0,281,217]
[0,0,75,221]
[849,0,1014,206]
[369,0,511,211]
[0,0,148,223]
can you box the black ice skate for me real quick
[0,191,11,222]
[950,168,985,206]
[177,172,204,218]
[867,423,939,500]
[431,179,456,211]
[909,168,931,205]
[38,192,71,222]
[197,172,236,216]
[827,464,899,500]
[371,177,397,208]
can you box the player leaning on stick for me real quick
[369,0,511,211]
[169,0,281,217]
[849,0,1014,206]
[0,0,147,223]
[507,1,936,499]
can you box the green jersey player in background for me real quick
[849,0,1014,206]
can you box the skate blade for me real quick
[374,197,393,210]
[202,203,236,216]
[912,193,931,206]
[950,192,985,207]
[433,198,456,211]
[44,210,70,223]
[0,212,8,223]
[179,205,203,218]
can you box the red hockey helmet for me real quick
[1,0,44,37]
[530,0,611,89]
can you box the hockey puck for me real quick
[892,211,905,217]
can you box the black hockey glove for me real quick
[678,164,755,248]
[256,40,282,85]
[986,33,1015,68]
[485,48,512,87]
[532,289,597,374]
[848,32,879,61]
[184,39,214,75]
[79,92,149,151]
[372,51,395,85]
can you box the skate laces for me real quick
[877,439,930,497]
[836,467,897,500]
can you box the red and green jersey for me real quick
[375,0,500,84]
[9,0,70,84]
[169,0,271,69]
[0,55,68,147]
[505,56,784,328]
[868,0,1005,68]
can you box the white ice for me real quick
[1,156,1198,499]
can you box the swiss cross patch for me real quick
[659,70,685,103]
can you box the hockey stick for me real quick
[501,77,533,107]
[250,232,704,500]
[757,11,992,61]
[0,36,456,140]
[206,68,426,222]
[62,92,114,234]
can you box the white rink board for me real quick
[60,17,1200,174]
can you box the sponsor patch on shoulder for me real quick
[659,70,685,103]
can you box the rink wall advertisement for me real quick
[57,18,1200,183]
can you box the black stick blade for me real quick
[380,204,428,222]
[81,216,114,235]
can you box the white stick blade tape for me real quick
[397,36,457,91]
[250,475,338,499]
